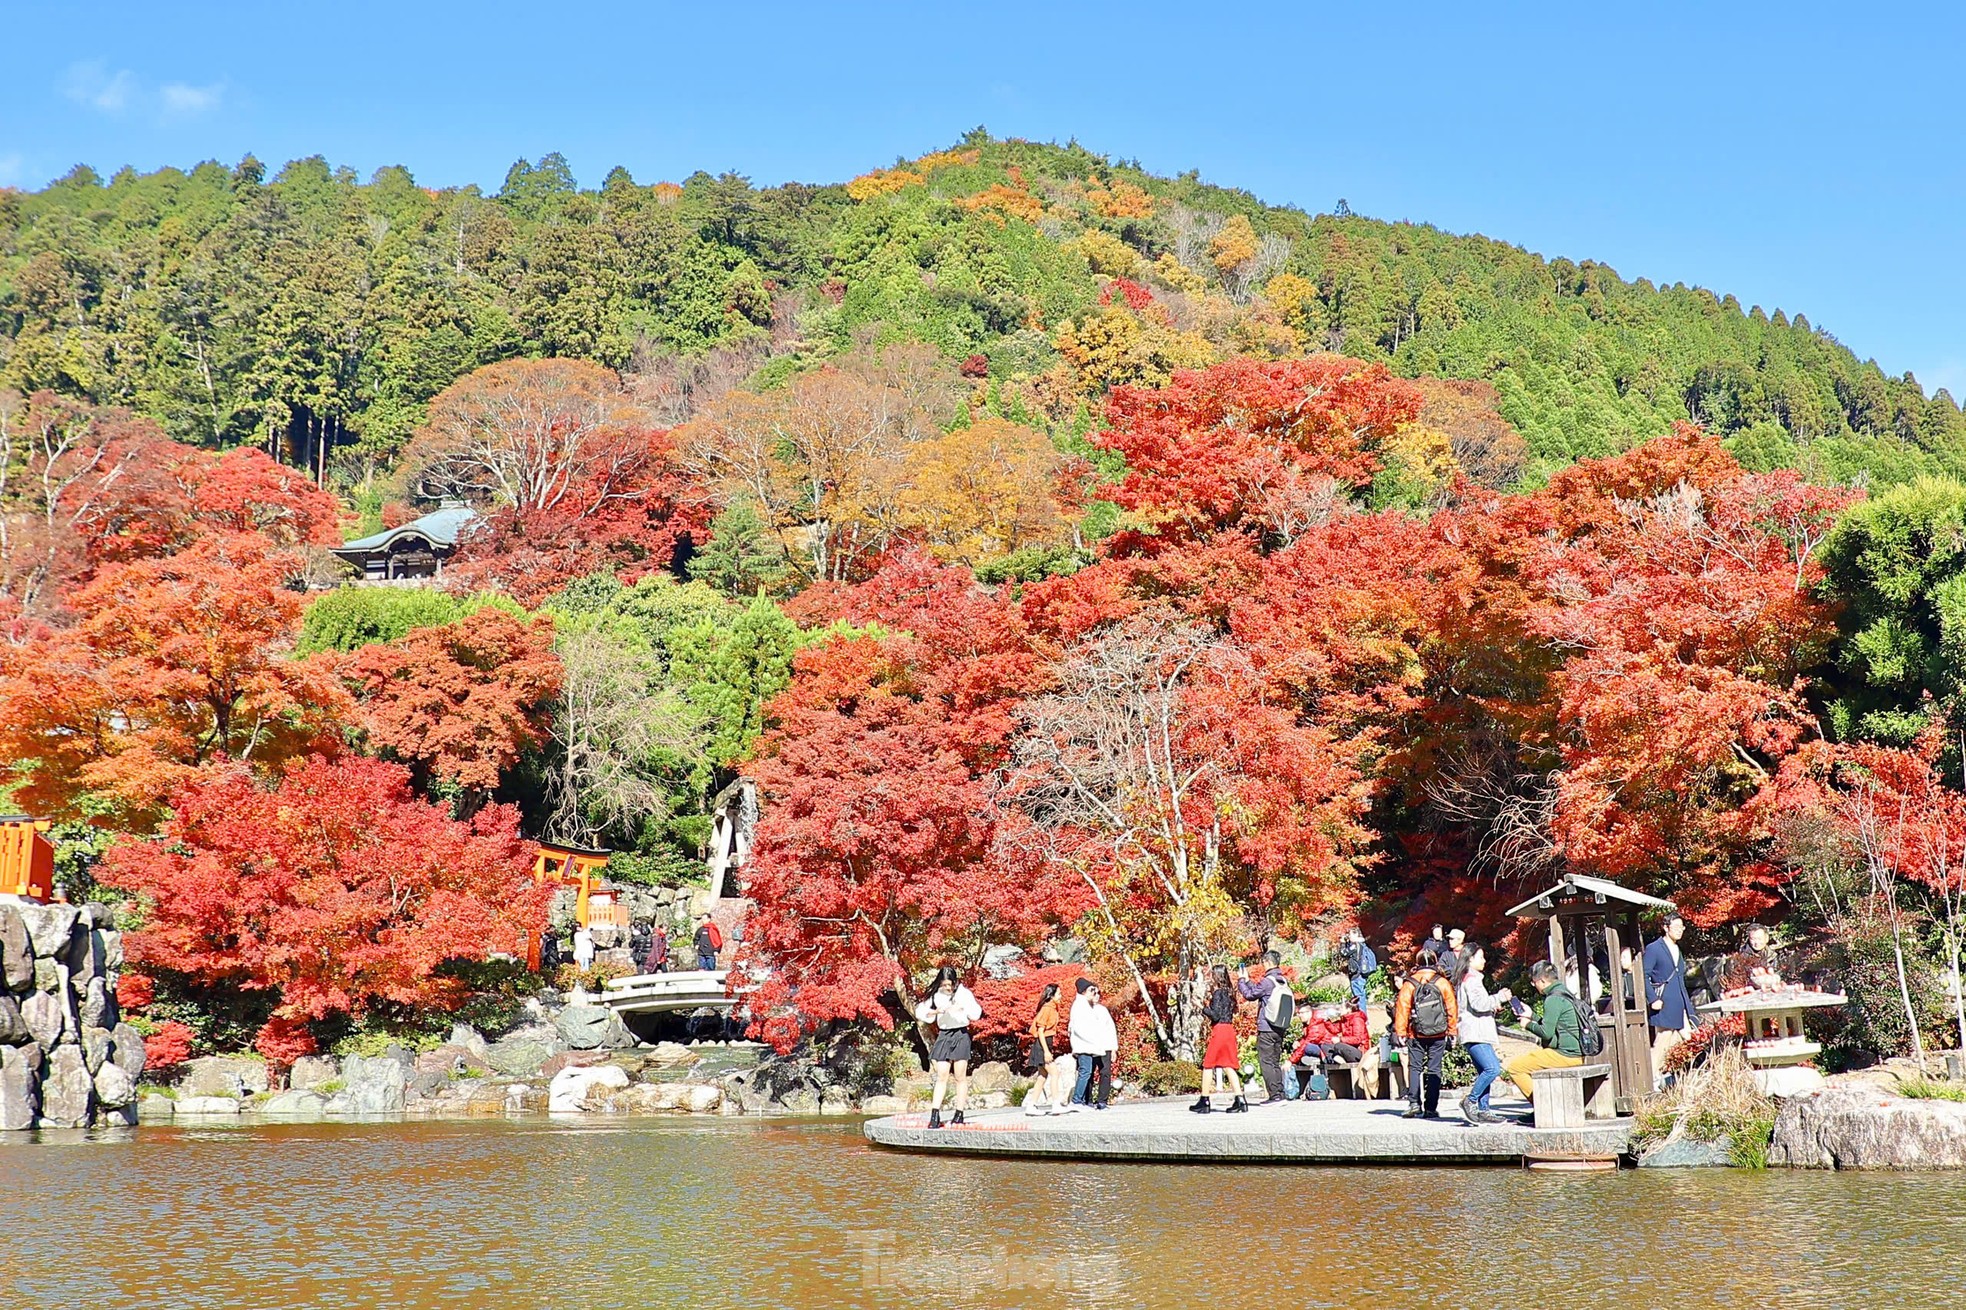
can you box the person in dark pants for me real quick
[1394,947,1459,1119]
[694,920,719,971]
[644,924,670,974]
[1237,950,1294,1104]
[1067,979,1117,1109]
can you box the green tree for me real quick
[687,498,789,596]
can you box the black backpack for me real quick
[1408,976,1450,1038]
[1565,993,1605,1058]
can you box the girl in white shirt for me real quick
[914,965,982,1128]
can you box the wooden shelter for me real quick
[1508,873,1675,1113]
[331,500,481,582]
[0,816,54,901]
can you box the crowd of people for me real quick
[905,911,1777,1129]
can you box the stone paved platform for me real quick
[864,1094,1631,1164]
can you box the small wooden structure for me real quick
[1509,873,1675,1114]
[528,841,613,969]
[0,816,55,902]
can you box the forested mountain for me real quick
[3,131,1959,494]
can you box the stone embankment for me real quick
[139,1000,1011,1123]
[0,900,146,1129]
[1770,1084,1966,1169]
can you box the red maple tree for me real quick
[102,755,548,1036]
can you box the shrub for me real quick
[1133,1059,1201,1096]
[1897,1076,1966,1102]
[143,1020,195,1073]
[1631,1045,1776,1168]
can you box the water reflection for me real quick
[2,1118,1961,1309]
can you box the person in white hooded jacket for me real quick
[913,965,983,1128]
[1067,978,1119,1110]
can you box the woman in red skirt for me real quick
[1192,963,1249,1114]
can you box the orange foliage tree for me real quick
[102,755,548,1059]
[343,609,561,805]
[0,533,349,824]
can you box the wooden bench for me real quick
[1288,1048,1382,1100]
[1529,1062,1614,1129]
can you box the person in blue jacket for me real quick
[1644,912,1698,1083]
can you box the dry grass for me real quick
[1632,1045,1778,1168]
[1896,1075,1966,1102]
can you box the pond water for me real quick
[2,1117,1960,1308]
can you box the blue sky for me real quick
[6,1,1962,395]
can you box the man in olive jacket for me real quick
[1502,961,1586,1099]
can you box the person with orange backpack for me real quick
[694,918,723,971]
[1394,947,1459,1120]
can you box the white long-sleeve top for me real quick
[1068,995,1118,1054]
[915,985,981,1030]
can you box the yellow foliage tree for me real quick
[1073,230,1141,277]
[1209,214,1260,274]
[1087,180,1156,220]
[897,418,1071,564]
[1149,251,1209,295]
[1053,304,1214,395]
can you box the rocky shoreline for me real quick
[133,999,1034,1125]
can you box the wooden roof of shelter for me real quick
[1506,873,1677,920]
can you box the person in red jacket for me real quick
[1287,1004,1368,1096]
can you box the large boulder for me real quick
[38,1044,93,1128]
[1637,1133,1737,1168]
[136,1094,175,1121]
[554,1005,634,1051]
[79,976,114,1030]
[80,1025,114,1075]
[968,1061,1015,1095]
[548,1062,630,1112]
[259,1089,327,1120]
[414,1043,492,1078]
[15,903,78,959]
[21,991,64,1049]
[0,906,31,992]
[1771,1087,1966,1169]
[179,1055,269,1099]
[486,1032,560,1077]
[0,1042,40,1130]
[99,929,123,971]
[93,1060,136,1110]
[287,1056,339,1091]
[173,1095,242,1116]
[0,995,30,1045]
[331,1054,407,1115]
[447,1023,491,1061]
[110,1022,147,1080]
[66,927,105,985]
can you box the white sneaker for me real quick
[1024,1101,1046,1116]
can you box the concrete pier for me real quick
[864,1095,1632,1164]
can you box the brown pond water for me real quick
[1,1117,1959,1308]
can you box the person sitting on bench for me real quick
[1288,1004,1366,1096]
[1502,961,1586,1098]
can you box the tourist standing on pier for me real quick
[1394,948,1457,1119]
[1455,945,1509,1125]
[916,965,983,1129]
[1340,929,1377,1011]
[1191,964,1248,1114]
[1644,913,1697,1079]
[1068,979,1118,1110]
[1024,983,1071,1115]
[1237,951,1294,1104]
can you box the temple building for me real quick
[331,500,481,581]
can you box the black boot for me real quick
[1190,1095,1214,1114]
[928,1108,943,1129]
[1227,1096,1249,1113]
[951,1110,965,1126]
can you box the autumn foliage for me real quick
[102,756,547,1032]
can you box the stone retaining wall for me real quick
[0,898,146,1129]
